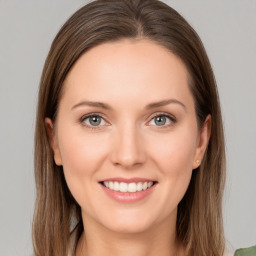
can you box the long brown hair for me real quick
[33,0,226,255]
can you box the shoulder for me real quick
[234,245,256,256]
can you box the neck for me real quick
[76,213,183,256]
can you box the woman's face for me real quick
[46,39,210,234]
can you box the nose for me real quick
[110,123,146,169]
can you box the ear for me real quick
[45,118,62,166]
[192,114,211,169]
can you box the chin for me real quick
[100,211,157,234]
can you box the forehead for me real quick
[61,39,193,109]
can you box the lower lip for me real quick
[100,183,156,203]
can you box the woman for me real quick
[33,0,226,255]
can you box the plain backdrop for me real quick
[0,1,255,255]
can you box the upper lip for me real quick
[99,177,157,183]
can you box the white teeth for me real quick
[119,182,128,192]
[113,181,119,191]
[102,181,154,192]
[142,182,148,190]
[136,182,143,191]
[109,181,114,189]
[128,183,137,192]
[147,181,153,188]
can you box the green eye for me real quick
[154,116,168,126]
[83,115,106,126]
[149,114,175,126]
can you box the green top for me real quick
[234,245,256,256]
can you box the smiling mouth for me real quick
[100,181,157,193]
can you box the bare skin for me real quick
[46,39,211,256]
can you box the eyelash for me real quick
[80,112,107,130]
[80,112,177,130]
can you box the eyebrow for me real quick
[71,99,186,111]
[71,101,112,110]
[145,99,186,111]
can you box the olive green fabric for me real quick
[234,245,256,256]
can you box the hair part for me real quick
[33,1,226,255]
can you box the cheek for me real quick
[146,127,197,209]
[56,127,109,203]
[148,127,197,173]
[58,127,108,174]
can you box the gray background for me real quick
[0,0,255,255]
